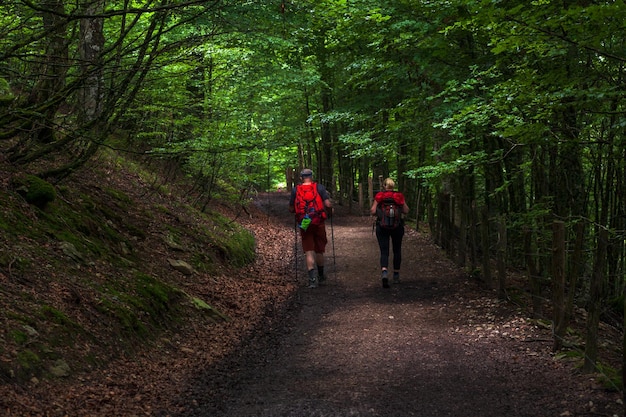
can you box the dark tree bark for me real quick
[29,0,70,145]
[524,227,542,318]
[552,220,566,351]
[496,215,507,300]
[583,227,608,373]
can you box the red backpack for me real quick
[294,182,327,225]
[377,192,401,230]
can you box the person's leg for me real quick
[314,225,328,282]
[305,250,316,270]
[301,229,318,287]
[316,252,325,281]
[306,253,317,287]
[376,226,390,288]
[376,227,390,270]
[391,226,405,283]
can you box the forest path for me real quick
[181,192,619,417]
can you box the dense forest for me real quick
[1,0,625,394]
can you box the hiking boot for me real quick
[381,270,389,288]
[393,273,400,284]
[307,269,318,288]
[317,266,325,283]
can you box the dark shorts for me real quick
[300,223,327,253]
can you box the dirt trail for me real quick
[172,193,621,417]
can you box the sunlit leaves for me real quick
[410,150,488,182]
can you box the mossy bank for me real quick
[0,153,256,384]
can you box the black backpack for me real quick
[378,196,401,230]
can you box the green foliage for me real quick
[0,77,14,105]
[555,349,622,392]
[409,150,488,185]
[594,362,622,392]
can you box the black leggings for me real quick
[376,223,404,270]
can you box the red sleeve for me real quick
[395,193,405,205]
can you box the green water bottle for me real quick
[300,214,311,231]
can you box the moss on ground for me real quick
[94,272,184,340]
[16,350,41,378]
[200,209,256,267]
[12,174,56,208]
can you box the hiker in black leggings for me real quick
[370,178,409,288]
[376,226,404,286]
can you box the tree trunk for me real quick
[78,0,105,125]
[524,227,542,318]
[565,221,585,329]
[438,191,451,252]
[552,220,566,352]
[469,200,479,272]
[480,206,493,289]
[496,215,507,300]
[315,26,334,189]
[583,227,608,373]
[457,203,467,267]
[31,0,69,144]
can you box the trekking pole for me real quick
[330,211,336,278]
[294,217,298,281]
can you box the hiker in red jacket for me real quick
[370,177,409,288]
[289,168,333,288]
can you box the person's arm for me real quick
[319,185,333,215]
[323,199,333,218]
[402,202,409,214]
[370,200,378,216]
[371,191,382,215]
